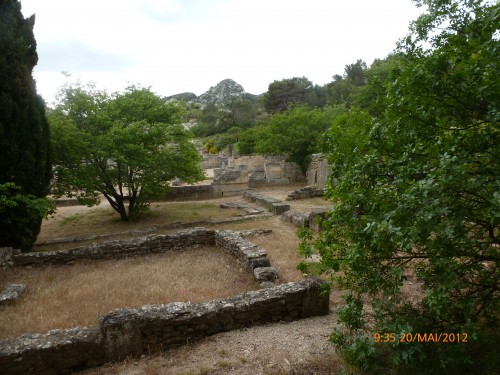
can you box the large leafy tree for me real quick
[0,0,52,251]
[50,84,204,221]
[253,105,345,171]
[302,0,499,373]
[262,77,314,113]
[326,59,367,107]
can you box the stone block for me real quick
[248,257,271,271]
[0,247,13,265]
[271,203,290,215]
[308,208,330,232]
[253,267,277,281]
[0,284,27,305]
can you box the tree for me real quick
[254,105,345,171]
[302,0,499,373]
[50,83,204,221]
[0,0,52,251]
[262,77,314,113]
[353,54,403,116]
[326,59,367,107]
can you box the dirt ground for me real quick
[35,186,345,374]
[78,314,341,375]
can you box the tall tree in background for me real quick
[326,59,367,107]
[262,77,314,113]
[0,0,52,251]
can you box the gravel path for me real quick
[79,312,341,375]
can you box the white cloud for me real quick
[21,0,424,103]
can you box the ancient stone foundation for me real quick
[0,227,330,374]
[12,228,215,267]
[0,278,328,375]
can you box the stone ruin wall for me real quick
[306,154,329,190]
[0,228,330,374]
[205,155,306,188]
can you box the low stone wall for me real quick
[215,230,273,277]
[0,277,329,374]
[286,186,324,200]
[0,328,104,375]
[243,190,291,215]
[162,185,214,201]
[281,209,330,232]
[282,210,310,228]
[0,228,330,373]
[12,228,215,267]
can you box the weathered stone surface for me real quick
[248,257,271,271]
[286,186,325,200]
[0,247,14,265]
[254,267,277,281]
[255,196,279,207]
[259,282,275,289]
[281,210,309,228]
[0,276,329,374]
[0,327,105,375]
[271,202,290,215]
[308,208,330,232]
[163,185,214,201]
[307,154,329,190]
[99,277,329,361]
[14,228,215,267]
[0,284,27,305]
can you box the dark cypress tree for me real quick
[0,0,52,251]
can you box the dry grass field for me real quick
[36,200,241,245]
[0,248,257,339]
[1,186,344,373]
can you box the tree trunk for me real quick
[116,199,129,222]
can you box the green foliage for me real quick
[50,83,204,221]
[326,59,367,107]
[262,76,315,113]
[254,105,345,171]
[0,183,54,252]
[0,0,52,251]
[302,0,499,373]
[353,55,403,116]
[195,98,258,137]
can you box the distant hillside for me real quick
[167,79,260,108]
[165,92,198,102]
[197,79,246,107]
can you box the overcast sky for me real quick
[20,0,424,104]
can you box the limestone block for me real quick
[254,267,277,281]
[271,203,290,215]
[308,208,330,232]
[260,282,276,289]
[248,257,271,271]
[0,284,27,305]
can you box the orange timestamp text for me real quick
[374,332,468,343]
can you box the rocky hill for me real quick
[166,79,260,108]
[197,79,246,107]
